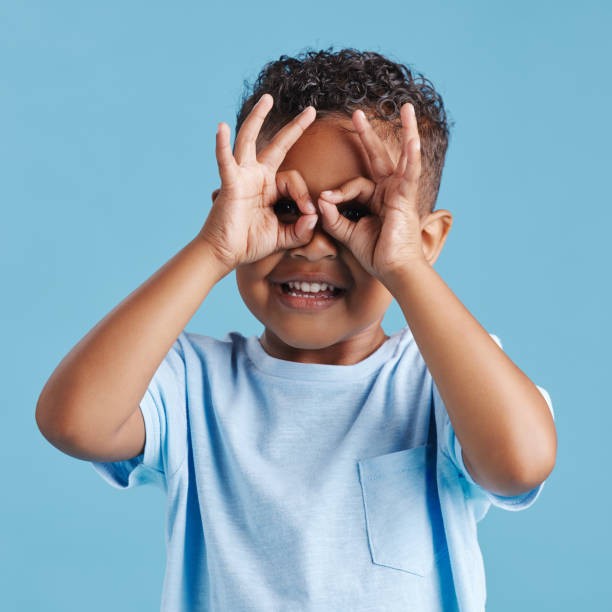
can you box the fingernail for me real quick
[305,216,317,230]
[304,201,316,213]
[320,190,334,198]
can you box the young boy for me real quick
[36,48,557,611]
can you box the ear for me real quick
[419,209,453,266]
[211,188,221,204]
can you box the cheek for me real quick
[343,253,393,312]
[235,255,282,307]
[349,282,393,313]
[341,278,393,323]
[236,273,264,311]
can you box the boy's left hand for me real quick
[317,103,427,284]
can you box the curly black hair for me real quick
[235,47,453,216]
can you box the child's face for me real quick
[235,117,403,363]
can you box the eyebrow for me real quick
[336,123,395,146]
[301,124,359,138]
[337,125,358,135]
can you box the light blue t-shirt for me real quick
[91,326,555,611]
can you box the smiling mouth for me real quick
[278,282,346,298]
[270,281,347,311]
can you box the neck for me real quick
[259,324,390,365]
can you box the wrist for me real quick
[381,256,431,295]
[190,234,235,282]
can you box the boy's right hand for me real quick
[197,94,319,273]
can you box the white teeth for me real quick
[286,280,336,292]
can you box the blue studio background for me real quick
[3,0,609,609]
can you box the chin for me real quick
[272,324,343,350]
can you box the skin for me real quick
[232,117,412,365]
[206,101,449,365]
[200,94,557,496]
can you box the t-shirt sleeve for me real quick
[436,333,556,511]
[90,335,187,490]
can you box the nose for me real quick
[289,216,338,261]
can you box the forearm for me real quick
[385,261,557,496]
[36,236,230,442]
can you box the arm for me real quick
[36,94,318,462]
[316,103,557,497]
[386,261,557,497]
[35,237,230,458]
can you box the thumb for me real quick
[316,175,376,248]
[276,212,318,250]
[318,197,381,275]
[317,198,358,246]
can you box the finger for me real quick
[277,213,318,250]
[398,104,422,200]
[393,103,413,178]
[317,197,359,246]
[352,109,396,181]
[393,115,409,178]
[274,169,318,250]
[276,169,316,215]
[319,175,381,216]
[233,94,274,165]
[258,106,317,172]
[400,138,421,190]
[319,175,376,206]
[215,122,238,185]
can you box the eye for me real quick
[273,198,301,224]
[338,202,371,223]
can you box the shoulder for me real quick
[177,329,246,351]
[176,329,250,371]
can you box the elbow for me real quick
[487,458,555,498]
[512,399,558,493]
[466,437,557,498]
[511,437,557,495]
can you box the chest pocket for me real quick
[357,441,448,577]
